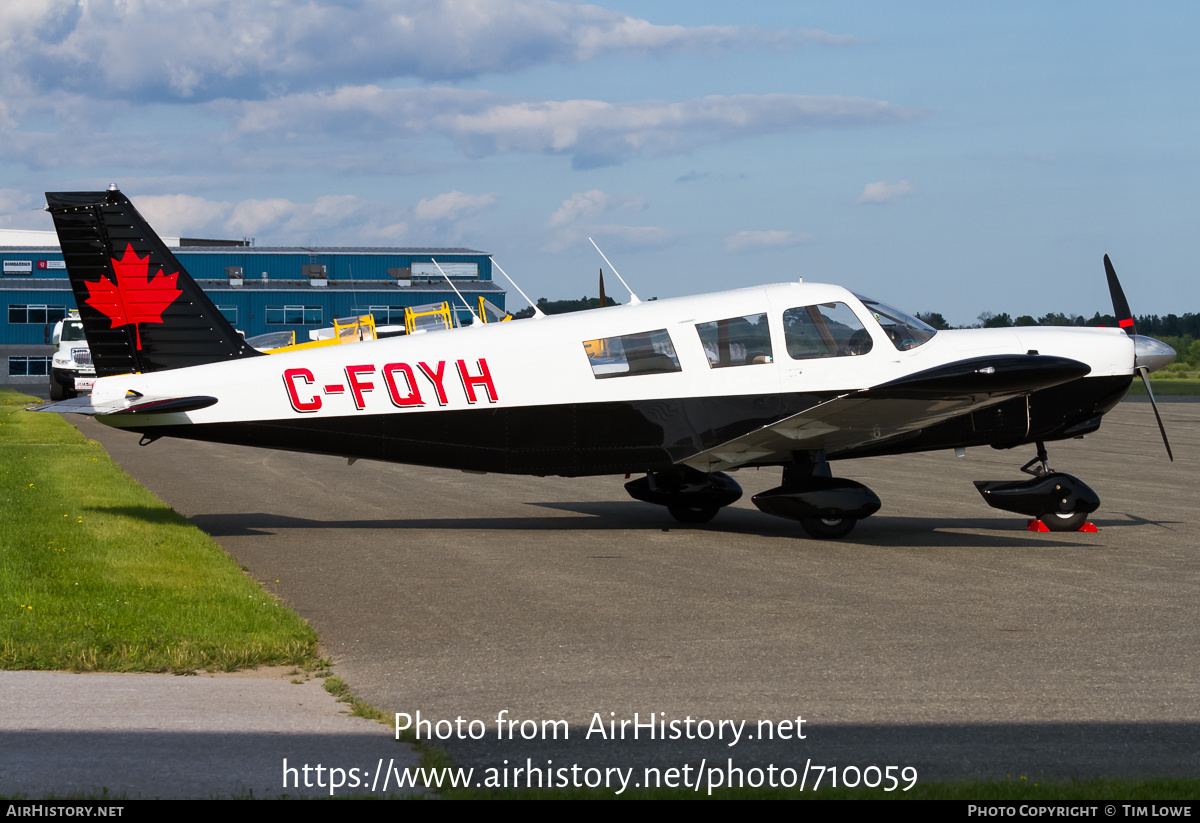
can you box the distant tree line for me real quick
[511,296,622,319]
[915,311,1200,375]
[916,310,1200,336]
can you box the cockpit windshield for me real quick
[855,295,937,351]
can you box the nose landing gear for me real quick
[974,441,1100,531]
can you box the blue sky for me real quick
[1,1,1195,325]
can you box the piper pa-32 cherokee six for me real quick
[35,188,1176,538]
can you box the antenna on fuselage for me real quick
[588,237,640,305]
[431,258,479,325]
[492,259,546,318]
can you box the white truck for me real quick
[48,312,96,400]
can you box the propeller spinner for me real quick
[1104,254,1175,460]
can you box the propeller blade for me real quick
[1137,366,1174,461]
[1104,254,1137,336]
[599,268,607,308]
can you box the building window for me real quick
[266,306,322,325]
[8,305,68,325]
[411,262,478,281]
[369,305,406,325]
[9,356,51,376]
[217,305,238,324]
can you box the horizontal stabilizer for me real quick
[30,395,218,417]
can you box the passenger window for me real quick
[783,303,872,360]
[583,329,682,378]
[695,313,773,368]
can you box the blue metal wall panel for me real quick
[1,290,78,344]
[2,248,500,347]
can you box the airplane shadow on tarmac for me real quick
[87,502,1179,549]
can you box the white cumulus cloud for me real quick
[544,190,657,251]
[224,87,925,170]
[549,190,646,226]
[131,192,410,245]
[0,0,862,103]
[858,180,913,204]
[414,191,497,222]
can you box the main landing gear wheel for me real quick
[667,502,721,524]
[800,516,858,540]
[1041,511,1088,532]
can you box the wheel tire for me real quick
[1041,511,1088,532]
[667,502,720,524]
[800,516,857,540]
[49,379,64,401]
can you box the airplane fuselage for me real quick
[84,281,1134,476]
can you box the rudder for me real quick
[45,187,261,376]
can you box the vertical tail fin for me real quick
[44,188,261,376]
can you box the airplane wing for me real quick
[679,354,1090,472]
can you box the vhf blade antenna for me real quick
[588,237,640,305]
[431,258,479,325]
[492,259,546,318]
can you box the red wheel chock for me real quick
[1026,519,1098,532]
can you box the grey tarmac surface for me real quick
[55,403,1200,790]
[0,669,420,799]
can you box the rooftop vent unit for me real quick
[303,263,328,287]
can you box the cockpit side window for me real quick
[783,303,872,360]
[856,296,937,351]
[695,313,773,368]
[583,329,682,378]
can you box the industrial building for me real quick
[1,231,504,389]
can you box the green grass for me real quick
[1,388,318,671]
[323,674,391,722]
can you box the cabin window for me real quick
[856,296,938,351]
[583,329,682,379]
[783,303,873,360]
[695,313,773,368]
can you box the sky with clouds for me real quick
[1,0,1196,324]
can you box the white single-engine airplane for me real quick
[36,188,1176,538]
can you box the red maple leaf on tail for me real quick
[84,243,182,350]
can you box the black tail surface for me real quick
[45,188,261,376]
